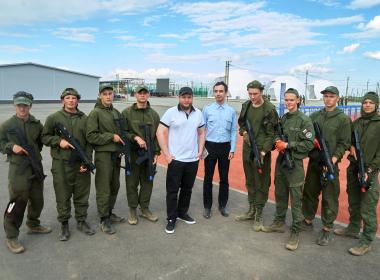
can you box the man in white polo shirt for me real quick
[156,87,205,234]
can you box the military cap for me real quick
[247,80,264,90]
[179,87,193,96]
[99,85,114,93]
[13,91,33,106]
[60,88,81,100]
[135,85,149,93]
[285,88,300,97]
[321,86,339,96]
[362,91,379,107]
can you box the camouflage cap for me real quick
[285,88,300,97]
[135,85,149,93]
[321,86,339,96]
[247,80,264,90]
[362,91,379,107]
[60,88,81,100]
[99,85,114,93]
[13,91,33,106]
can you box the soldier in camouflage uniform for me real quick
[0,91,51,254]
[122,85,160,225]
[334,92,380,256]
[302,86,351,246]
[42,88,95,241]
[263,88,314,251]
[86,86,125,235]
[236,80,278,232]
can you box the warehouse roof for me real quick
[0,62,100,78]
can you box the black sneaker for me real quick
[177,214,196,224]
[165,220,176,234]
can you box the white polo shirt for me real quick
[160,105,205,162]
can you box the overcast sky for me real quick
[0,0,379,91]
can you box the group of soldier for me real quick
[0,80,378,258]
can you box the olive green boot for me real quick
[285,231,300,251]
[262,221,286,233]
[252,208,264,232]
[128,207,138,225]
[235,203,255,221]
[140,208,158,222]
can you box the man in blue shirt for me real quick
[202,81,237,218]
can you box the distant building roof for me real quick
[0,62,100,78]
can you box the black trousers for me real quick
[166,160,199,221]
[203,141,231,209]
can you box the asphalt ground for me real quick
[0,100,379,280]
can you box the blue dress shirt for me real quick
[202,102,238,153]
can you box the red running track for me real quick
[158,136,380,233]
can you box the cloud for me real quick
[348,0,380,9]
[159,32,197,40]
[149,48,284,64]
[290,58,332,74]
[143,15,161,26]
[344,15,380,39]
[53,27,97,42]
[0,45,39,53]
[0,32,31,38]
[123,42,175,50]
[103,67,223,82]
[340,43,360,54]
[170,2,363,50]
[108,18,121,23]
[0,0,168,26]
[308,0,341,7]
[363,51,380,60]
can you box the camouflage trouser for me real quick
[4,163,44,239]
[51,159,91,223]
[94,151,121,218]
[346,164,379,245]
[273,158,305,233]
[242,148,271,213]
[302,160,340,229]
[126,152,154,209]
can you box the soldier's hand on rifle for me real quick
[275,140,288,153]
[153,155,159,165]
[260,151,265,162]
[332,156,338,165]
[113,134,125,145]
[59,139,75,150]
[243,131,250,146]
[350,145,357,160]
[134,136,147,150]
[79,165,88,173]
[12,144,29,155]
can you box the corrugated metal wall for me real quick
[0,64,99,100]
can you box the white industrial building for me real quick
[0,62,100,101]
